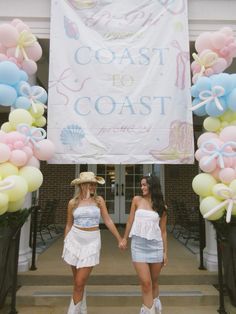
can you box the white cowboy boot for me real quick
[140,302,155,314]
[154,297,162,314]
[80,289,87,314]
[67,298,82,314]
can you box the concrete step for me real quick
[1,304,221,314]
[15,284,219,307]
[18,273,218,286]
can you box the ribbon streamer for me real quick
[190,85,225,111]
[0,178,15,192]
[203,187,236,223]
[17,124,46,148]
[201,140,236,168]
[192,51,218,80]
[15,30,37,60]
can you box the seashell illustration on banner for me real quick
[60,124,85,150]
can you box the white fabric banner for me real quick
[48,0,194,164]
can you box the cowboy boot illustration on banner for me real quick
[150,120,194,163]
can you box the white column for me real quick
[203,220,218,271]
[18,193,32,272]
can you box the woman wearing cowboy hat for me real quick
[62,171,122,314]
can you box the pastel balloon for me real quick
[203,117,221,132]
[0,84,17,106]
[7,197,25,212]
[0,162,18,178]
[0,24,18,47]
[200,196,225,220]
[199,156,217,173]
[219,168,236,184]
[192,173,217,197]
[25,156,40,168]
[14,96,31,110]
[5,175,28,202]
[33,139,55,161]
[212,183,229,200]
[29,103,45,118]
[0,61,21,85]
[0,192,8,215]
[0,143,11,163]
[34,116,46,127]
[21,59,37,75]
[9,108,33,128]
[220,126,236,142]
[9,149,28,167]
[229,179,236,194]
[1,122,13,133]
[197,132,218,147]
[19,166,43,192]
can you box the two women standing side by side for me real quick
[120,174,168,314]
[62,172,123,314]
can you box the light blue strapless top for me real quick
[73,205,101,228]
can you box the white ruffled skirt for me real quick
[62,226,101,268]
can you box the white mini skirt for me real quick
[62,226,101,268]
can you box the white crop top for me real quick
[73,205,101,228]
[129,209,162,241]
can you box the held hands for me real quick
[118,238,127,250]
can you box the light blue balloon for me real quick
[227,89,236,112]
[0,61,21,85]
[191,85,199,98]
[0,84,17,106]
[31,86,48,104]
[19,70,28,82]
[15,96,31,110]
[192,98,207,116]
[195,76,211,92]
[210,73,233,95]
[205,97,227,117]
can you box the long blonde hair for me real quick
[72,183,99,208]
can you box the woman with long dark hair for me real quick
[120,174,168,314]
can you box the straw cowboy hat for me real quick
[71,172,105,185]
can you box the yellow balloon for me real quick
[220,110,235,122]
[34,116,46,127]
[0,162,19,178]
[212,183,229,200]
[229,180,236,194]
[192,173,217,197]
[9,109,33,129]
[5,175,28,202]
[0,192,9,215]
[7,198,25,212]
[19,166,43,192]
[30,103,45,118]
[1,122,13,132]
[203,117,221,132]
[200,196,225,221]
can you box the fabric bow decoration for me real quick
[20,82,46,113]
[201,140,236,168]
[204,187,236,223]
[0,177,15,191]
[17,124,46,148]
[15,30,37,60]
[190,86,225,111]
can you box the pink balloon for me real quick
[199,156,217,173]
[10,149,28,167]
[6,47,24,62]
[25,42,42,61]
[21,59,37,75]
[25,156,40,168]
[211,32,227,50]
[220,126,236,142]
[197,132,218,147]
[195,148,205,161]
[5,131,26,145]
[33,140,55,161]
[13,140,25,149]
[0,143,11,163]
[219,168,236,184]
[22,146,33,159]
[0,24,18,47]
[210,167,220,180]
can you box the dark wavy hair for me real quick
[142,174,166,217]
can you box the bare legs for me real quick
[133,262,162,308]
[71,266,93,304]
